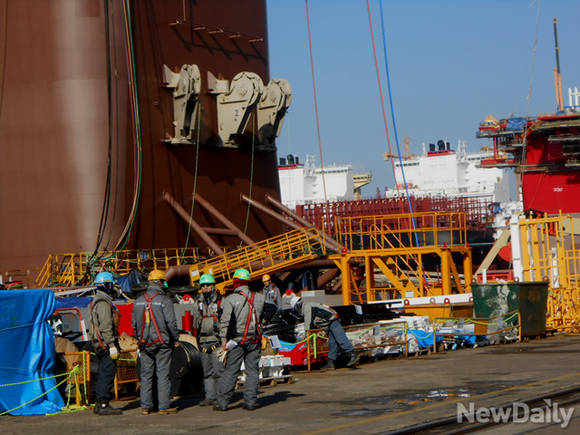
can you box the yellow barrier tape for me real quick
[0,366,80,416]
[0,372,69,388]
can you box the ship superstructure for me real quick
[385,140,509,202]
[278,155,371,210]
[477,106,580,214]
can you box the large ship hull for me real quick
[0,0,282,274]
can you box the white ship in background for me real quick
[278,155,372,210]
[385,139,510,203]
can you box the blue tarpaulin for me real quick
[409,330,443,348]
[0,289,65,415]
[55,296,91,309]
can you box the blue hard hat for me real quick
[95,271,114,285]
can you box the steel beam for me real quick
[265,194,340,251]
[201,227,237,236]
[242,194,340,252]
[195,193,255,245]
[163,191,224,255]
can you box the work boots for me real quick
[320,359,336,371]
[159,407,178,415]
[94,400,122,415]
[345,352,359,368]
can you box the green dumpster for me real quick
[471,282,548,337]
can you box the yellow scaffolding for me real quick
[330,212,472,305]
[35,247,210,288]
[518,214,580,331]
[188,227,328,292]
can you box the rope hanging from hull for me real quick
[304,0,329,229]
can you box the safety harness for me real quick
[199,295,222,353]
[138,292,165,346]
[199,297,222,334]
[239,290,261,345]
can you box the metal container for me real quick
[472,282,548,337]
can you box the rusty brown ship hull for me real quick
[0,0,283,276]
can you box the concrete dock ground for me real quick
[4,335,580,434]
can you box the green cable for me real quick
[116,0,143,251]
[0,371,69,388]
[241,116,256,240]
[0,366,78,416]
[181,103,202,260]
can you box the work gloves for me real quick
[109,345,119,360]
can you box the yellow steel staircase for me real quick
[188,227,330,292]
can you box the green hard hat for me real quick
[200,273,216,285]
[232,268,251,280]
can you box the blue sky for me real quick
[266,0,580,196]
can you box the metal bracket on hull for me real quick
[162,64,201,145]
[209,71,264,147]
[257,79,292,149]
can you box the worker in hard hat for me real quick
[290,294,358,371]
[215,268,264,411]
[261,274,282,310]
[90,271,122,415]
[195,273,225,406]
[132,269,180,415]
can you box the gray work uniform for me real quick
[217,285,264,409]
[263,283,282,310]
[195,290,224,401]
[297,301,354,362]
[132,282,179,410]
[90,290,119,402]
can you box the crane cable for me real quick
[522,0,542,182]
[365,0,399,194]
[377,0,419,247]
[305,0,330,235]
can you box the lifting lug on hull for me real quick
[257,78,292,149]
[209,70,264,147]
[162,64,201,145]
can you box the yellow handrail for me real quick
[34,247,210,288]
[189,228,326,292]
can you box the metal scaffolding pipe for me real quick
[241,194,299,228]
[265,194,339,250]
[195,193,255,245]
[265,194,314,227]
[317,268,339,288]
[163,191,224,255]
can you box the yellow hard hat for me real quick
[148,269,166,281]
[262,274,271,283]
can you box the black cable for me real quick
[82,0,114,284]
